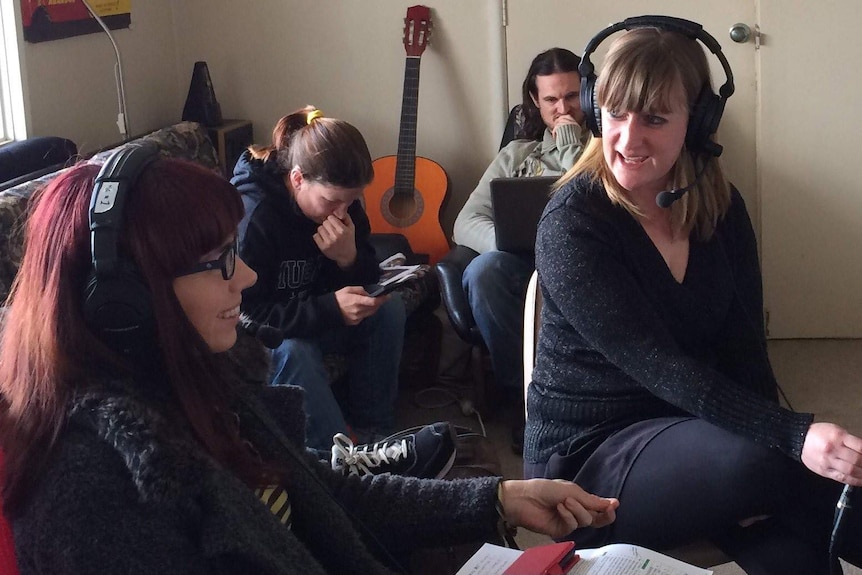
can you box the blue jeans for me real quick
[269,294,406,450]
[462,251,534,390]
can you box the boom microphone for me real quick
[655,161,708,208]
[239,315,283,349]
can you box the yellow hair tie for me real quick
[306,109,324,124]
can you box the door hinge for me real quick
[501,0,508,27]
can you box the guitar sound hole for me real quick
[381,188,424,227]
[390,192,417,219]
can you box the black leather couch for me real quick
[0,136,77,192]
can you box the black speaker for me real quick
[182,61,223,127]
[578,15,735,157]
[83,143,159,356]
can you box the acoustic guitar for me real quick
[363,5,450,264]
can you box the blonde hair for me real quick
[558,27,731,240]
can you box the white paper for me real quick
[454,542,521,575]
[377,264,421,287]
[456,542,713,575]
[569,544,712,575]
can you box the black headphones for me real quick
[579,15,735,157]
[83,142,160,355]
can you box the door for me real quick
[758,2,862,337]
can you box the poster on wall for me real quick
[22,0,131,43]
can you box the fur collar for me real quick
[64,333,306,508]
[69,388,208,507]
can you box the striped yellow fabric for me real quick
[255,485,292,526]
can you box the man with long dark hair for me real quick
[453,48,586,451]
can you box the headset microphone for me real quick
[239,315,283,349]
[656,182,696,208]
[656,161,708,208]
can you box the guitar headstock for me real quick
[403,5,432,57]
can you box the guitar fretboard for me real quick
[394,57,421,197]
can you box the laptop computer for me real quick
[490,176,558,254]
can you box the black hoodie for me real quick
[231,151,379,338]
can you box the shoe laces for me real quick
[331,433,410,477]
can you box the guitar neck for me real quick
[394,57,421,195]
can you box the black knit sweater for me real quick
[13,346,501,575]
[524,176,813,466]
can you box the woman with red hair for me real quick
[0,150,617,574]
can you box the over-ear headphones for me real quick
[83,142,160,356]
[578,15,735,157]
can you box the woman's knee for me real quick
[271,338,324,376]
[368,292,406,332]
[713,437,792,493]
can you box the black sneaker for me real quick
[331,422,457,479]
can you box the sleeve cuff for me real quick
[554,123,583,147]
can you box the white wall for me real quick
[170,0,503,236]
[11,1,759,242]
[18,0,182,154]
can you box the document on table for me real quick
[455,542,713,575]
[570,543,713,575]
[455,543,521,575]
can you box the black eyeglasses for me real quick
[176,238,237,280]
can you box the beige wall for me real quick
[14,2,860,336]
[13,1,762,240]
[170,0,505,237]
[17,0,507,235]
[18,0,182,154]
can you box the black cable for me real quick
[716,223,795,412]
[829,484,854,575]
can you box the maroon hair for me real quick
[0,158,273,514]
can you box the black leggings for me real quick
[526,419,862,575]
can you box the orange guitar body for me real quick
[364,5,450,264]
[365,155,449,264]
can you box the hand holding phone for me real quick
[365,263,422,297]
[364,282,402,298]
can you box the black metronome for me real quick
[181,61,223,127]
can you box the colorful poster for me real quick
[21,0,132,43]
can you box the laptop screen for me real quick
[490,176,557,254]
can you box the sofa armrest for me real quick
[0,137,77,189]
[434,245,482,344]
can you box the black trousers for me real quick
[525,418,862,575]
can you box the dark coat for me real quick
[12,337,500,574]
[525,176,813,466]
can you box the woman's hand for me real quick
[499,479,618,538]
[314,213,357,268]
[334,286,388,325]
[801,422,862,486]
